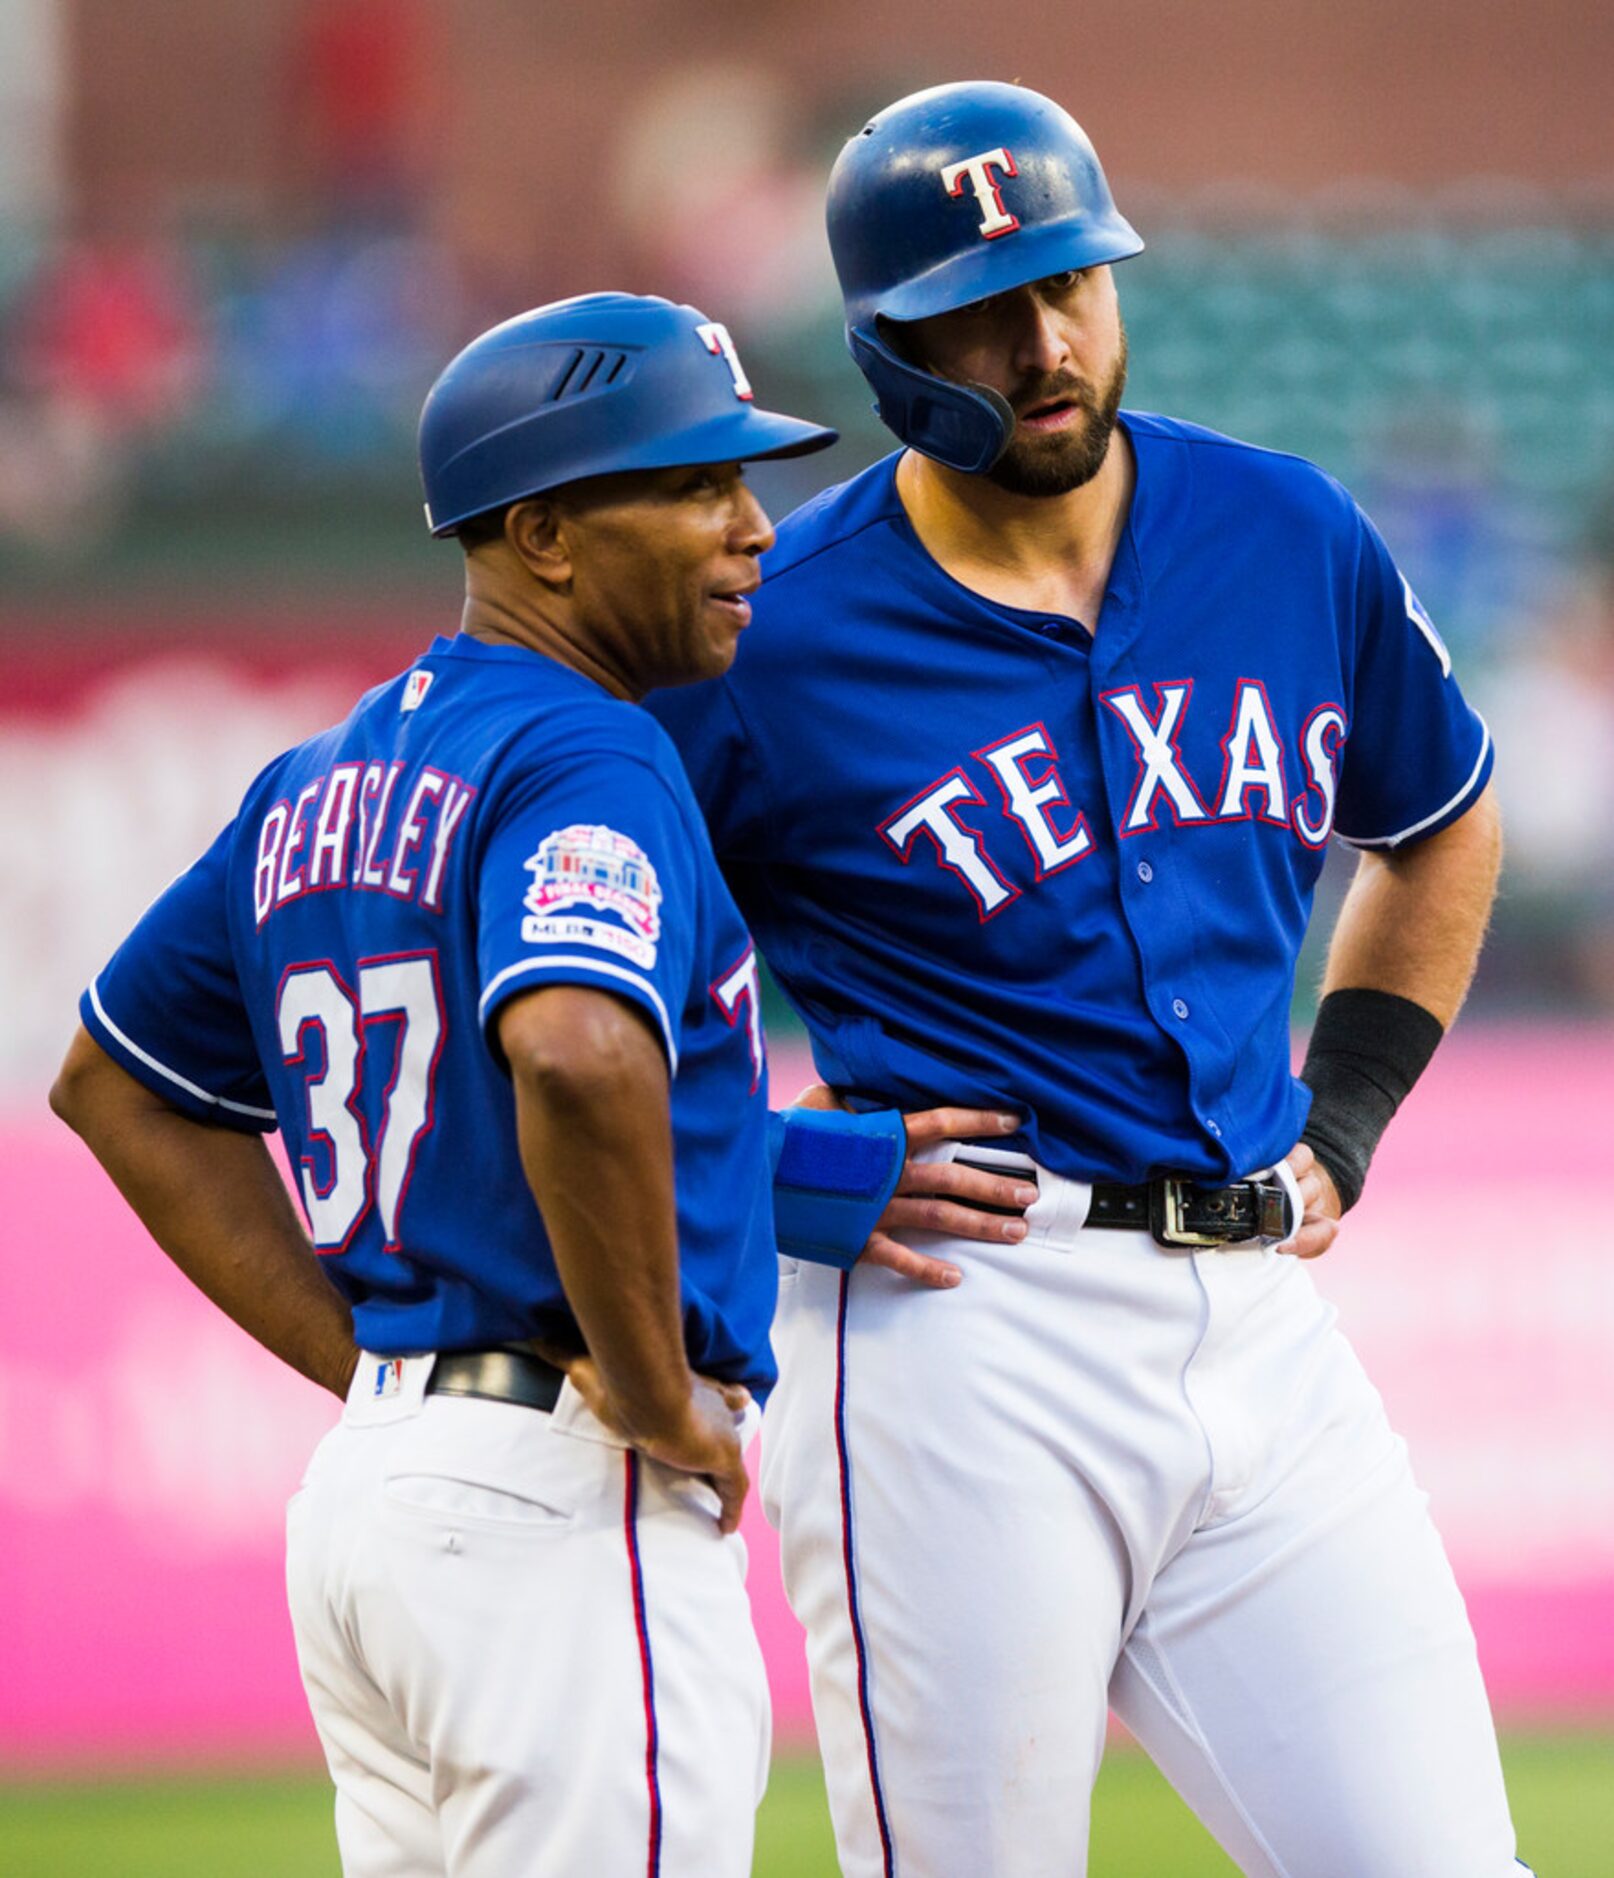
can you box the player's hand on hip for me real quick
[793,1083,1030,1289]
[1279,1139,1343,1259]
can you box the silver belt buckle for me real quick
[1158,1177,1222,1247]
[1255,1182,1290,1244]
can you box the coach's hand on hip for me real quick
[539,1345,753,1533]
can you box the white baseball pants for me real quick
[286,1355,769,1877]
[762,1148,1524,1877]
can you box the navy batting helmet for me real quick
[827,81,1143,474]
[419,292,838,537]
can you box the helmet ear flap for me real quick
[847,324,1014,475]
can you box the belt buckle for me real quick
[1255,1181,1290,1243]
[1150,1177,1223,1248]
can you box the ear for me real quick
[504,497,572,591]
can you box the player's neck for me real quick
[459,592,640,702]
[895,430,1134,630]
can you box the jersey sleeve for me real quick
[1333,511,1494,848]
[644,676,771,860]
[477,748,699,1069]
[80,821,278,1133]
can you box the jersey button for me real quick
[1136,860,1154,883]
[1205,1117,1223,1138]
[1171,997,1190,1020]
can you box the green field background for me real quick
[4,1736,1610,1875]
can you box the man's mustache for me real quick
[1011,375,1096,417]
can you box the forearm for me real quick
[506,990,693,1440]
[50,1030,357,1396]
[1320,784,1502,1023]
[1302,787,1502,1209]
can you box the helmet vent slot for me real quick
[551,348,585,399]
[550,348,628,402]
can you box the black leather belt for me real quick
[958,1160,1291,1247]
[1097,1175,1290,1246]
[426,1347,566,1412]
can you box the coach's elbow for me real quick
[50,1026,111,1136]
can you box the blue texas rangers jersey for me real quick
[649,413,1494,1187]
[82,634,784,1389]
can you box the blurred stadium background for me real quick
[2,0,1611,1869]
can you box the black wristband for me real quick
[1298,989,1444,1212]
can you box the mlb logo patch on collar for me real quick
[402,670,434,713]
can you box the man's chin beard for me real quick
[983,338,1128,498]
[985,413,1117,497]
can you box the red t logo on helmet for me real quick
[940,147,1021,239]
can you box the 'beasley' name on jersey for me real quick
[252,759,476,924]
[884,678,1346,919]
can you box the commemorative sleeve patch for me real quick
[521,823,662,969]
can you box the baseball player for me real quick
[48,291,1020,1878]
[648,85,1530,1876]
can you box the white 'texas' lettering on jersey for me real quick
[1400,572,1452,677]
[1101,683,1211,832]
[1292,706,1348,848]
[710,944,765,1093]
[975,724,1094,877]
[879,770,1020,920]
[1215,680,1289,825]
[876,685,1350,914]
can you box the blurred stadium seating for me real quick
[4,188,1609,1011]
[2,190,1610,573]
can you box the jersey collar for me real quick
[878,411,1169,667]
